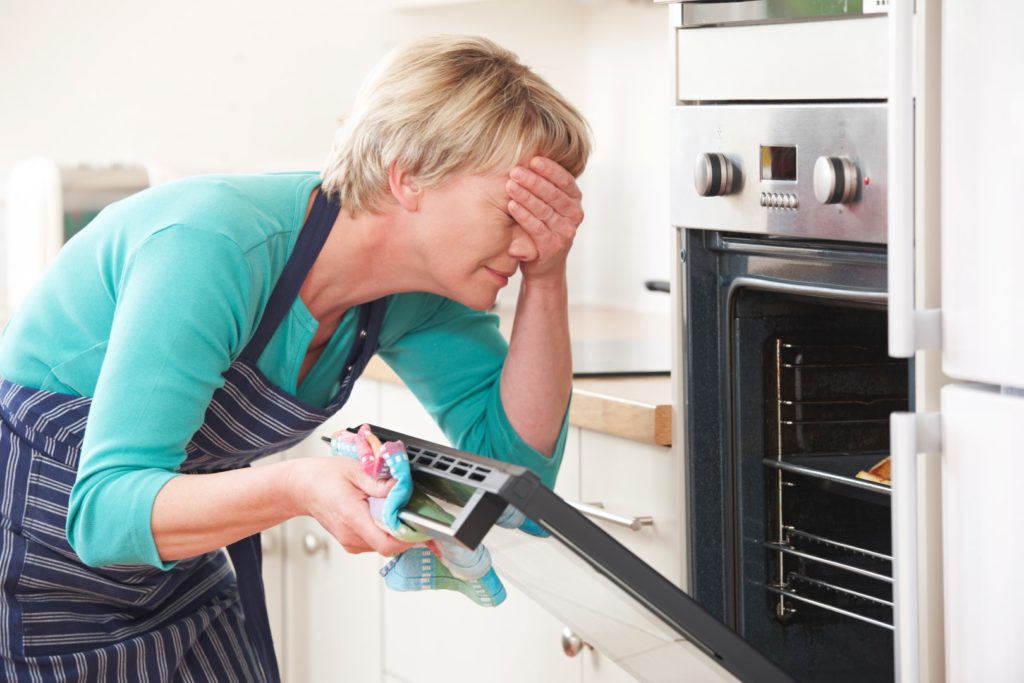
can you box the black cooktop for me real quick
[571,338,671,377]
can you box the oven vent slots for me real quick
[405,444,493,483]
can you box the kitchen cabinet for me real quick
[576,432,676,683]
[578,431,678,584]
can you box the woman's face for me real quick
[412,168,538,310]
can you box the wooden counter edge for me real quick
[569,389,672,447]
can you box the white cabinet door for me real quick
[577,431,678,683]
[941,6,1024,387]
[378,383,583,683]
[578,431,679,583]
[941,384,1024,682]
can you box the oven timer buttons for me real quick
[760,192,798,209]
[694,152,737,197]
[813,156,859,204]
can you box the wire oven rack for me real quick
[765,339,905,630]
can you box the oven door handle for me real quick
[891,412,941,683]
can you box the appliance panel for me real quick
[940,385,1024,681]
[940,6,1024,388]
[674,17,887,102]
[671,104,887,244]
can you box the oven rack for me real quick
[765,582,893,631]
[776,341,897,365]
[771,338,908,461]
[763,455,890,505]
[765,526,893,630]
[767,336,902,632]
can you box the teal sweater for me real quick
[0,173,566,569]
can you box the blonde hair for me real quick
[321,35,592,214]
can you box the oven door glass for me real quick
[351,426,794,683]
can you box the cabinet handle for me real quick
[561,627,591,657]
[302,532,328,556]
[260,530,277,555]
[567,501,654,531]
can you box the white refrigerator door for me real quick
[941,384,1024,681]
[941,5,1024,387]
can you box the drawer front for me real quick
[579,430,680,584]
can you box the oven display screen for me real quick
[760,145,797,181]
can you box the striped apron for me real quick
[0,191,387,681]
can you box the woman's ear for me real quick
[388,162,422,211]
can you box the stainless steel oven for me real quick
[673,84,905,683]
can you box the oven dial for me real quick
[694,153,737,197]
[813,156,858,204]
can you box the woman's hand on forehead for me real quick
[505,156,584,283]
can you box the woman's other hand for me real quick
[506,156,584,283]
[287,456,414,556]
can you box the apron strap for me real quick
[240,190,339,363]
[230,189,336,682]
[227,532,281,683]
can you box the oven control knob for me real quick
[694,153,737,197]
[813,156,858,204]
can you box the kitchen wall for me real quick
[0,0,671,315]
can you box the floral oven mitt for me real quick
[329,425,545,607]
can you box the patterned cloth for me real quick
[330,426,544,607]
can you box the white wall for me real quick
[0,0,671,314]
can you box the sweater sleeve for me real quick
[67,226,257,568]
[376,295,568,488]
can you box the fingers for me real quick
[507,178,555,223]
[336,517,413,556]
[506,156,585,241]
[508,197,557,246]
[348,463,395,499]
[509,170,573,221]
[340,515,413,556]
[528,156,582,200]
[335,465,410,556]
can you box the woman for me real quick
[0,35,590,681]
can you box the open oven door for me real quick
[348,425,794,683]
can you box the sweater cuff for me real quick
[67,468,180,570]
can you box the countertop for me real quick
[363,305,673,446]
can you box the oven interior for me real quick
[733,290,906,682]
[685,231,908,683]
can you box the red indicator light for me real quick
[864,177,871,186]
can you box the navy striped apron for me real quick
[0,190,387,681]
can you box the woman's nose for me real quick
[508,226,538,262]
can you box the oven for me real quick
[673,86,904,682]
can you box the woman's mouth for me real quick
[484,267,514,286]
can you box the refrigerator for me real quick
[891,3,1024,681]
